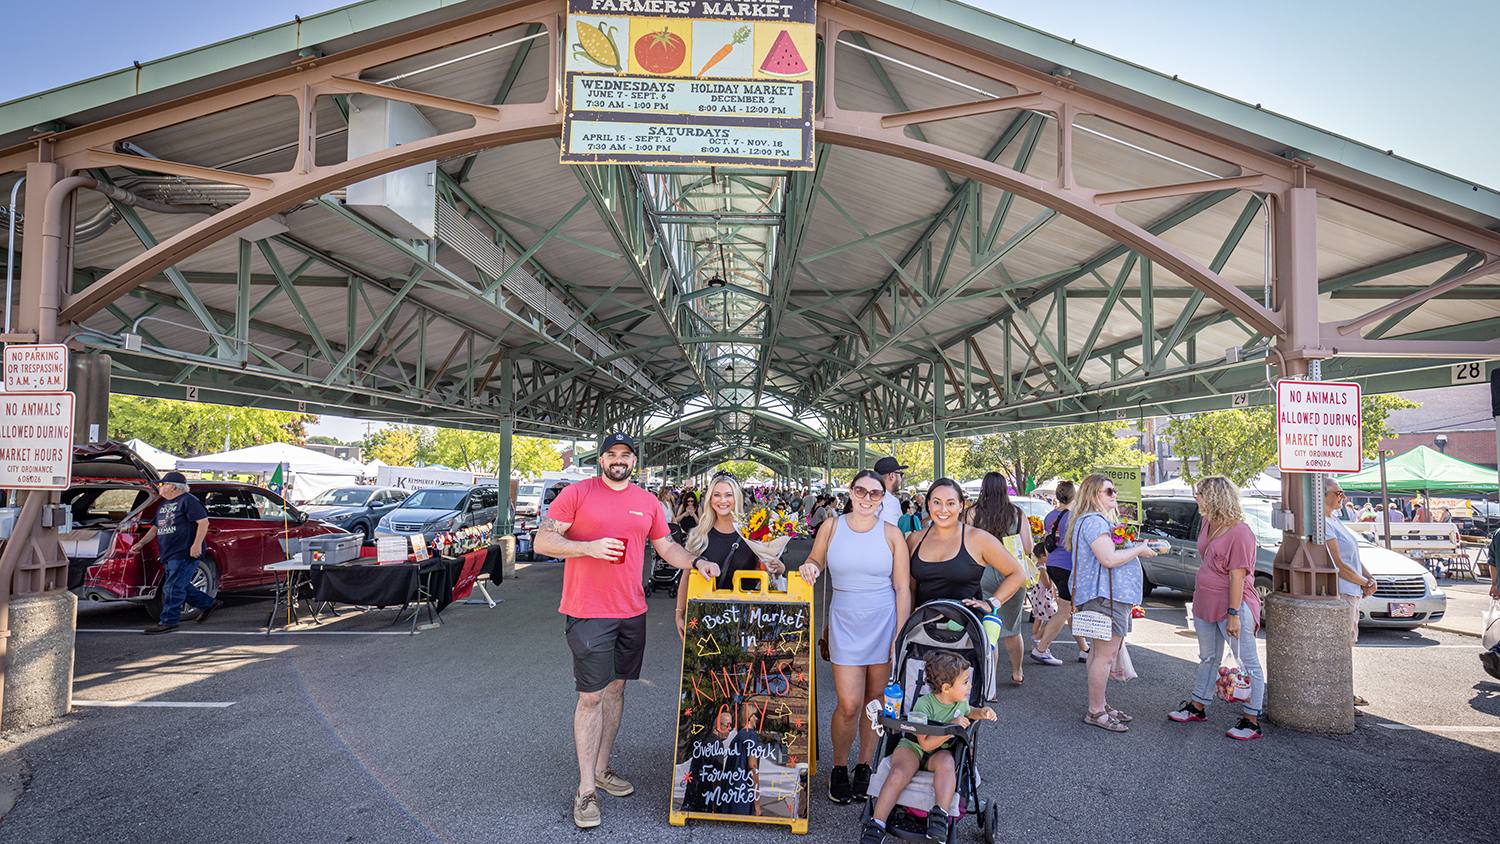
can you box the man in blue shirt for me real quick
[132,472,221,634]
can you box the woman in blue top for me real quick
[1067,474,1157,732]
[1031,480,1089,664]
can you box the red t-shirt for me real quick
[550,478,670,618]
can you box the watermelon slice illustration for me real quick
[759,30,809,78]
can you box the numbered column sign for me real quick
[671,569,815,833]
[1453,361,1486,385]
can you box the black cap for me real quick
[599,431,637,456]
[161,471,188,485]
[874,456,908,475]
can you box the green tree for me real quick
[961,423,1151,491]
[1164,408,1277,485]
[367,425,431,467]
[430,428,562,478]
[715,460,764,482]
[306,435,343,446]
[1165,394,1421,485]
[108,396,317,456]
[1361,394,1420,457]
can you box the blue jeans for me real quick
[1190,602,1265,716]
[159,555,214,626]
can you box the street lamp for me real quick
[1435,434,1448,454]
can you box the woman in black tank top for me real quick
[906,479,1026,619]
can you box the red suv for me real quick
[68,443,343,620]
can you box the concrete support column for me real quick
[1266,183,1354,735]
[933,356,946,479]
[2,161,75,734]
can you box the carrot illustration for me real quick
[697,25,752,76]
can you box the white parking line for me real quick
[1380,724,1500,732]
[74,700,237,708]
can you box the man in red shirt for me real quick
[534,431,719,829]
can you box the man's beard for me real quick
[604,463,632,481]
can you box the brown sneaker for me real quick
[573,791,601,828]
[143,623,178,635]
[195,600,225,624]
[596,768,634,797]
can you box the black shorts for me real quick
[565,613,648,693]
[1047,566,1073,603]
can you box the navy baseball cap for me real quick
[599,431,637,455]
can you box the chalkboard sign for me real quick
[670,569,816,834]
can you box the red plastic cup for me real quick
[609,538,627,564]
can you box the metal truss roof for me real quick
[3,0,1498,475]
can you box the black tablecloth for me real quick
[310,557,462,610]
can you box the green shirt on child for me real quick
[896,692,970,757]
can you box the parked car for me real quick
[1138,497,1446,629]
[373,483,501,547]
[75,473,344,620]
[299,486,409,545]
[515,481,544,518]
[61,443,161,591]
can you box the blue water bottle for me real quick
[882,680,903,717]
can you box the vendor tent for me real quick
[1241,471,1283,498]
[125,438,179,473]
[1338,446,1498,493]
[175,442,360,502]
[1142,476,1194,496]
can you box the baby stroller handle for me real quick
[878,713,979,741]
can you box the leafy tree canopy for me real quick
[960,423,1151,491]
[363,424,560,478]
[109,396,317,456]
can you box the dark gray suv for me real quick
[1138,496,1276,616]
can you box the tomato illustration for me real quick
[634,27,686,74]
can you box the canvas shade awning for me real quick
[176,442,361,501]
[1337,446,1498,493]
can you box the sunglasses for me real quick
[850,487,884,500]
[1102,487,1118,496]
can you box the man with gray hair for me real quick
[132,471,220,634]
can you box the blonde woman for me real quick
[674,473,785,639]
[1167,475,1265,739]
[1067,473,1157,732]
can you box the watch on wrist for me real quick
[989,596,1003,609]
[1226,608,1239,616]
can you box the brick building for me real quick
[1377,385,1496,468]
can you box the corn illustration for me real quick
[574,20,622,72]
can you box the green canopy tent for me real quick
[1339,446,1498,493]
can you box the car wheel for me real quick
[349,524,369,546]
[1254,575,1273,627]
[143,556,220,620]
[1141,575,1155,596]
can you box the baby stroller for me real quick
[644,523,687,597]
[861,599,998,844]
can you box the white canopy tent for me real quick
[1142,475,1194,496]
[125,438,180,473]
[175,442,360,502]
[1241,471,1283,498]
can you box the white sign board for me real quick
[1276,380,1362,473]
[0,392,75,489]
[3,344,68,392]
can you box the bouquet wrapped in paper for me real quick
[739,506,808,564]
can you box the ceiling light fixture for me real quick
[706,275,727,288]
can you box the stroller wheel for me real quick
[669,587,677,598]
[983,804,997,844]
[644,583,653,596]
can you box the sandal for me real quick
[1107,707,1133,723]
[1084,709,1128,732]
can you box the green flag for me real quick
[269,462,285,493]
[1024,475,1037,495]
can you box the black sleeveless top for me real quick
[909,525,985,606]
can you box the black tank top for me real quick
[909,525,985,606]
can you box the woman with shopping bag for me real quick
[1166,475,1265,740]
[1067,474,1157,732]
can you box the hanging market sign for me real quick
[561,0,815,168]
[1276,380,1362,473]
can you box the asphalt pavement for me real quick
[0,559,1494,844]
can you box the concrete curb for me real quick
[1422,623,1480,638]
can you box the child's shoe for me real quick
[859,818,886,844]
[926,806,949,842]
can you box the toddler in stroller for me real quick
[860,600,1000,844]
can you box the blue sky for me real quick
[5,0,1493,441]
[5,0,1495,188]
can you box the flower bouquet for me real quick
[1028,515,1045,539]
[1109,524,1139,546]
[739,506,807,564]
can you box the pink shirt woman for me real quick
[1193,521,1261,630]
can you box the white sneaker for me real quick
[1029,648,1064,666]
